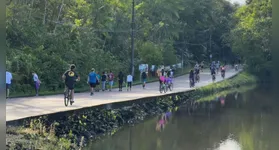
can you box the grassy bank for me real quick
[6,72,258,150]
[10,68,190,98]
[195,72,258,96]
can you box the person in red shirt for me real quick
[108,70,114,91]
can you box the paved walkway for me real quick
[6,69,240,121]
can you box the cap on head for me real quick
[70,64,76,70]
[91,68,95,72]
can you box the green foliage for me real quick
[137,41,163,65]
[229,0,272,76]
[6,0,238,95]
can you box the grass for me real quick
[9,68,191,98]
[196,84,257,102]
[194,72,258,101]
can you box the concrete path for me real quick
[6,69,240,121]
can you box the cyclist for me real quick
[159,74,166,89]
[211,67,216,81]
[142,71,147,89]
[189,69,195,87]
[62,64,80,103]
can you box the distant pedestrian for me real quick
[6,70,12,99]
[87,68,98,96]
[118,71,124,91]
[108,70,114,91]
[96,72,101,92]
[141,71,147,89]
[101,72,107,91]
[126,74,133,91]
[32,71,41,96]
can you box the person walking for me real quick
[126,73,133,91]
[96,72,101,92]
[118,71,124,91]
[87,68,98,96]
[108,70,114,91]
[101,72,107,91]
[141,71,147,89]
[6,70,12,99]
[32,71,41,96]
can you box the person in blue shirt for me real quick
[87,68,98,96]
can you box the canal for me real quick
[85,86,279,150]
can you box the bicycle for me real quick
[167,79,173,91]
[159,82,167,93]
[212,74,216,82]
[64,87,73,106]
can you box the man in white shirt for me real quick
[6,71,12,99]
[32,72,41,96]
[126,74,133,91]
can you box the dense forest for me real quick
[6,0,271,94]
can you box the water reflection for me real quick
[215,137,241,150]
[86,87,279,150]
[155,111,172,132]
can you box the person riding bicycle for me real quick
[211,67,216,81]
[159,74,166,87]
[62,64,80,103]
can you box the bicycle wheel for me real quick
[64,89,69,107]
[69,90,73,105]
[164,84,167,93]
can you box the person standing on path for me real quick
[87,68,98,96]
[118,71,124,91]
[96,72,101,92]
[108,70,114,91]
[101,72,107,91]
[126,74,133,91]
[6,70,12,99]
[32,72,41,96]
[141,71,147,89]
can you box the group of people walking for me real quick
[87,68,134,96]
[6,70,41,99]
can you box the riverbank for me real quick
[6,72,257,150]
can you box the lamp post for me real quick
[131,0,135,76]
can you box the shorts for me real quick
[89,82,96,88]
[142,79,147,83]
[6,84,11,89]
[109,81,114,86]
[65,83,75,90]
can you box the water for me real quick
[85,87,279,150]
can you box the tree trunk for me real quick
[43,0,47,25]
[54,0,64,33]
